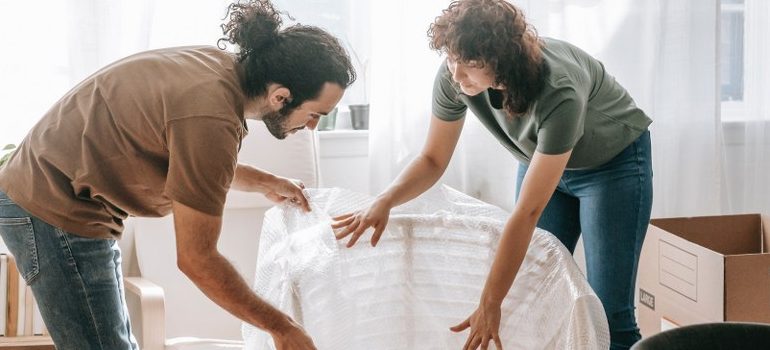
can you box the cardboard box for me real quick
[636,214,770,337]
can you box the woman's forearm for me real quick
[480,208,539,305]
[377,154,447,207]
[480,151,572,305]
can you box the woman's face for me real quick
[446,57,499,96]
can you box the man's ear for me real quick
[267,85,292,109]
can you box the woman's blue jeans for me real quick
[516,130,653,350]
[0,191,138,350]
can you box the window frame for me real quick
[719,0,746,122]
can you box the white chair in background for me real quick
[123,121,321,350]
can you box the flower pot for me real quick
[349,104,370,130]
[317,107,338,131]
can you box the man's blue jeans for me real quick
[516,130,653,350]
[0,191,138,350]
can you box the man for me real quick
[0,1,354,349]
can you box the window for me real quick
[720,0,745,123]
[720,0,744,103]
[272,0,370,107]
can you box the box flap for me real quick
[725,254,770,322]
[651,214,762,255]
[762,214,770,254]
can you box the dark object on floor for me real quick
[631,322,770,350]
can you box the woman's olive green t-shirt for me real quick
[432,37,652,169]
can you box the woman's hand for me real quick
[264,176,310,212]
[331,197,393,247]
[450,300,504,350]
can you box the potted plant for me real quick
[317,107,338,131]
[347,42,369,130]
[0,144,16,167]
[349,104,369,130]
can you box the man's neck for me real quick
[243,96,271,121]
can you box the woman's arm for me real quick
[333,115,465,247]
[452,149,571,350]
[377,115,465,207]
[482,149,571,304]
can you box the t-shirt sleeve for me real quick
[536,87,586,155]
[432,62,467,121]
[164,116,240,216]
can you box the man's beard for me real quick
[262,105,295,140]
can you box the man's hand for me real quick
[271,318,318,350]
[232,164,310,211]
[264,175,311,212]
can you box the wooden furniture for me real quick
[0,336,54,350]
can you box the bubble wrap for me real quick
[242,187,609,349]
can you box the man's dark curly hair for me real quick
[218,0,356,109]
[428,0,548,118]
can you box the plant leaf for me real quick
[0,153,12,167]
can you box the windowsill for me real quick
[317,129,369,139]
[721,119,770,146]
[317,129,368,158]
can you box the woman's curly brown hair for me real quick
[428,0,548,117]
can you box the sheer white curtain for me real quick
[0,0,231,146]
[368,0,521,211]
[521,0,722,217]
[368,0,726,217]
[724,0,770,213]
[644,0,723,217]
[367,0,453,196]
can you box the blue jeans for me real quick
[516,130,653,350]
[0,191,138,350]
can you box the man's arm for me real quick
[231,163,311,211]
[231,163,278,193]
[172,200,314,347]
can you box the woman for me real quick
[332,0,652,349]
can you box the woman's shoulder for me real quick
[540,39,593,94]
[541,37,588,54]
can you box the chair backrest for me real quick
[631,322,770,350]
[133,122,320,341]
[244,187,610,350]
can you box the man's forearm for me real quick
[232,163,276,193]
[180,251,291,335]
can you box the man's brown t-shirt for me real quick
[0,46,248,239]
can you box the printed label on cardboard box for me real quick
[639,288,655,310]
[659,240,698,301]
